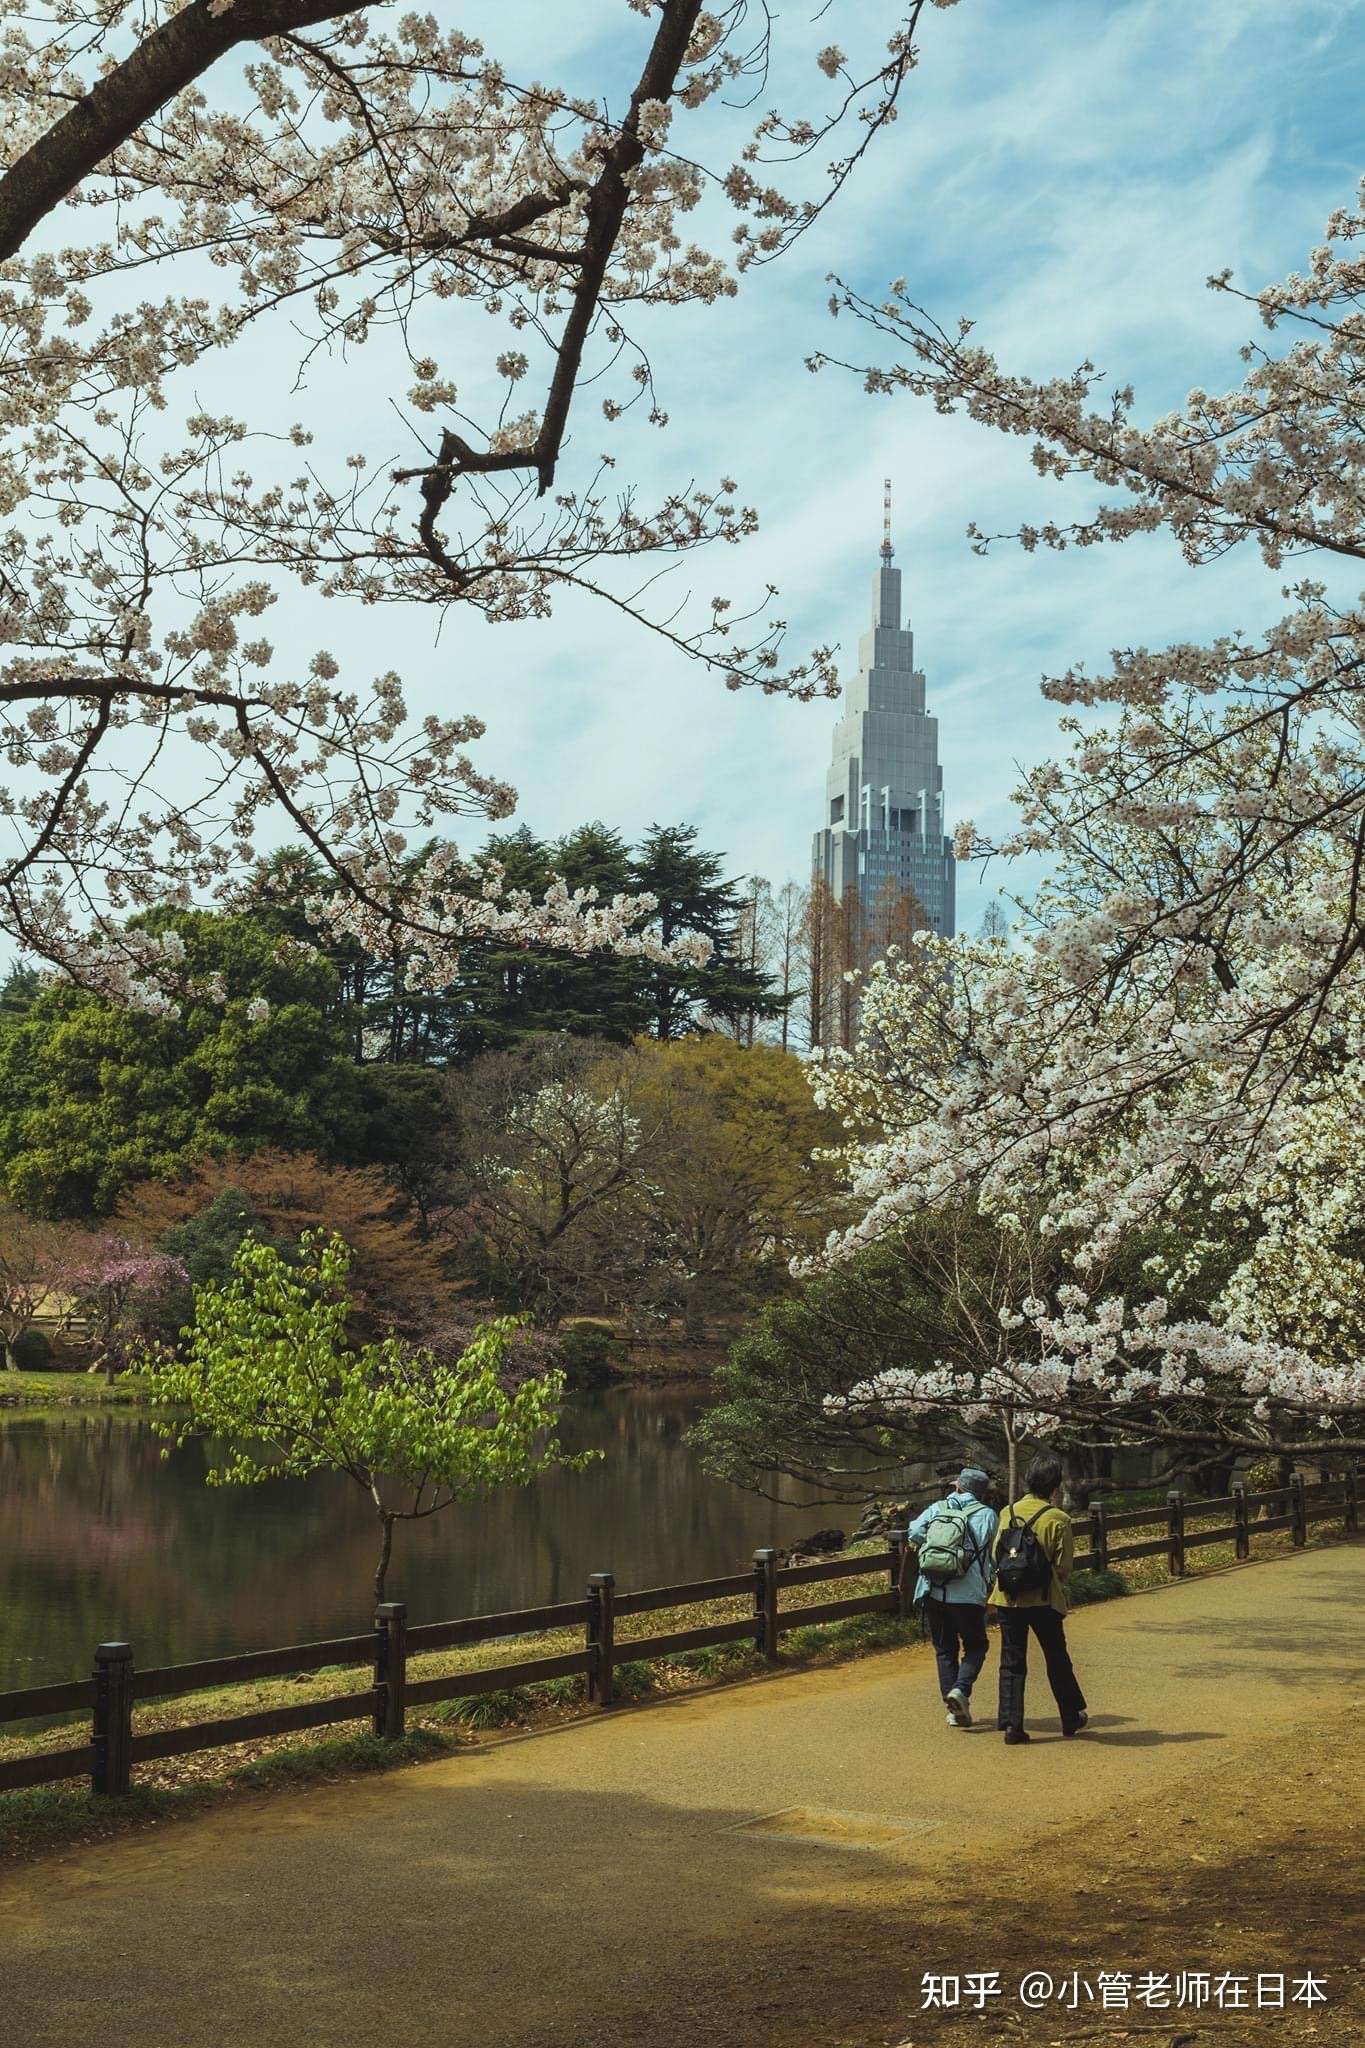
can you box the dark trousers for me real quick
[997,1605,1087,1731]
[922,1597,989,1700]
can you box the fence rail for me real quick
[1,1466,1356,1800]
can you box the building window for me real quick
[830,796,844,823]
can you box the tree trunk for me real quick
[1003,1412,1019,1500]
[1062,1442,1111,1509]
[1188,1451,1237,1497]
[374,1512,396,1606]
[682,1286,706,1346]
[3,1337,15,1371]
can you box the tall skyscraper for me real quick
[811,488,956,980]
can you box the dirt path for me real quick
[2,1544,1361,2048]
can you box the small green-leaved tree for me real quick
[142,1232,590,1606]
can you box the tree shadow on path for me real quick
[1118,1610,1365,1688]
[1080,1726,1222,1747]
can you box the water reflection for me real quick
[0,1391,847,1687]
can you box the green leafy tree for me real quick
[450,1032,842,1342]
[356,1065,462,1235]
[690,1238,974,1509]
[141,1233,591,1605]
[625,1034,843,1339]
[0,909,373,1216]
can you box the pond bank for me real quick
[0,1372,139,1407]
[0,1335,725,1407]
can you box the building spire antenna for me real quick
[880,477,893,562]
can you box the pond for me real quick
[0,1387,894,1690]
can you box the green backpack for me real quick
[916,1504,981,1588]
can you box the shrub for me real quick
[13,1327,52,1370]
[675,1642,759,1681]
[1069,1568,1128,1607]
[610,1660,658,1702]
[443,1687,530,1730]
[555,1319,622,1388]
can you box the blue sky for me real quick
[223,0,1365,934]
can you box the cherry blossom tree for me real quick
[456,1043,665,1321]
[809,935,1365,1473]
[0,0,958,1004]
[795,179,1365,1466]
[813,180,1365,1159]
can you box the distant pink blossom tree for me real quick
[63,1239,188,1384]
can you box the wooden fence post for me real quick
[373,1602,407,1740]
[92,1641,133,1796]
[1088,1503,1109,1575]
[586,1572,615,1707]
[1166,1491,1186,1580]
[1231,1481,1250,1561]
[753,1548,779,1663]
[1344,1464,1359,1535]
[888,1530,910,1621]
[1290,1473,1308,1548]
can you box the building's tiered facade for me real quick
[811,515,955,995]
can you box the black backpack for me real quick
[994,1503,1054,1599]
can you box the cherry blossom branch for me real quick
[0,0,375,262]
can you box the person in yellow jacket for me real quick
[988,1452,1088,1745]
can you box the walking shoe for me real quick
[1003,1727,1031,1745]
[945,1687,972,1726]
[1062,1712,1089,1738]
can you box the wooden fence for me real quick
[1,1466,1356,1800]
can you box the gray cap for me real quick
[957,1467,991,1494]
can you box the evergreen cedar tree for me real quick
[237,824,786,1064]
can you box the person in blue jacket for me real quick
[906,1468,999,1727]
